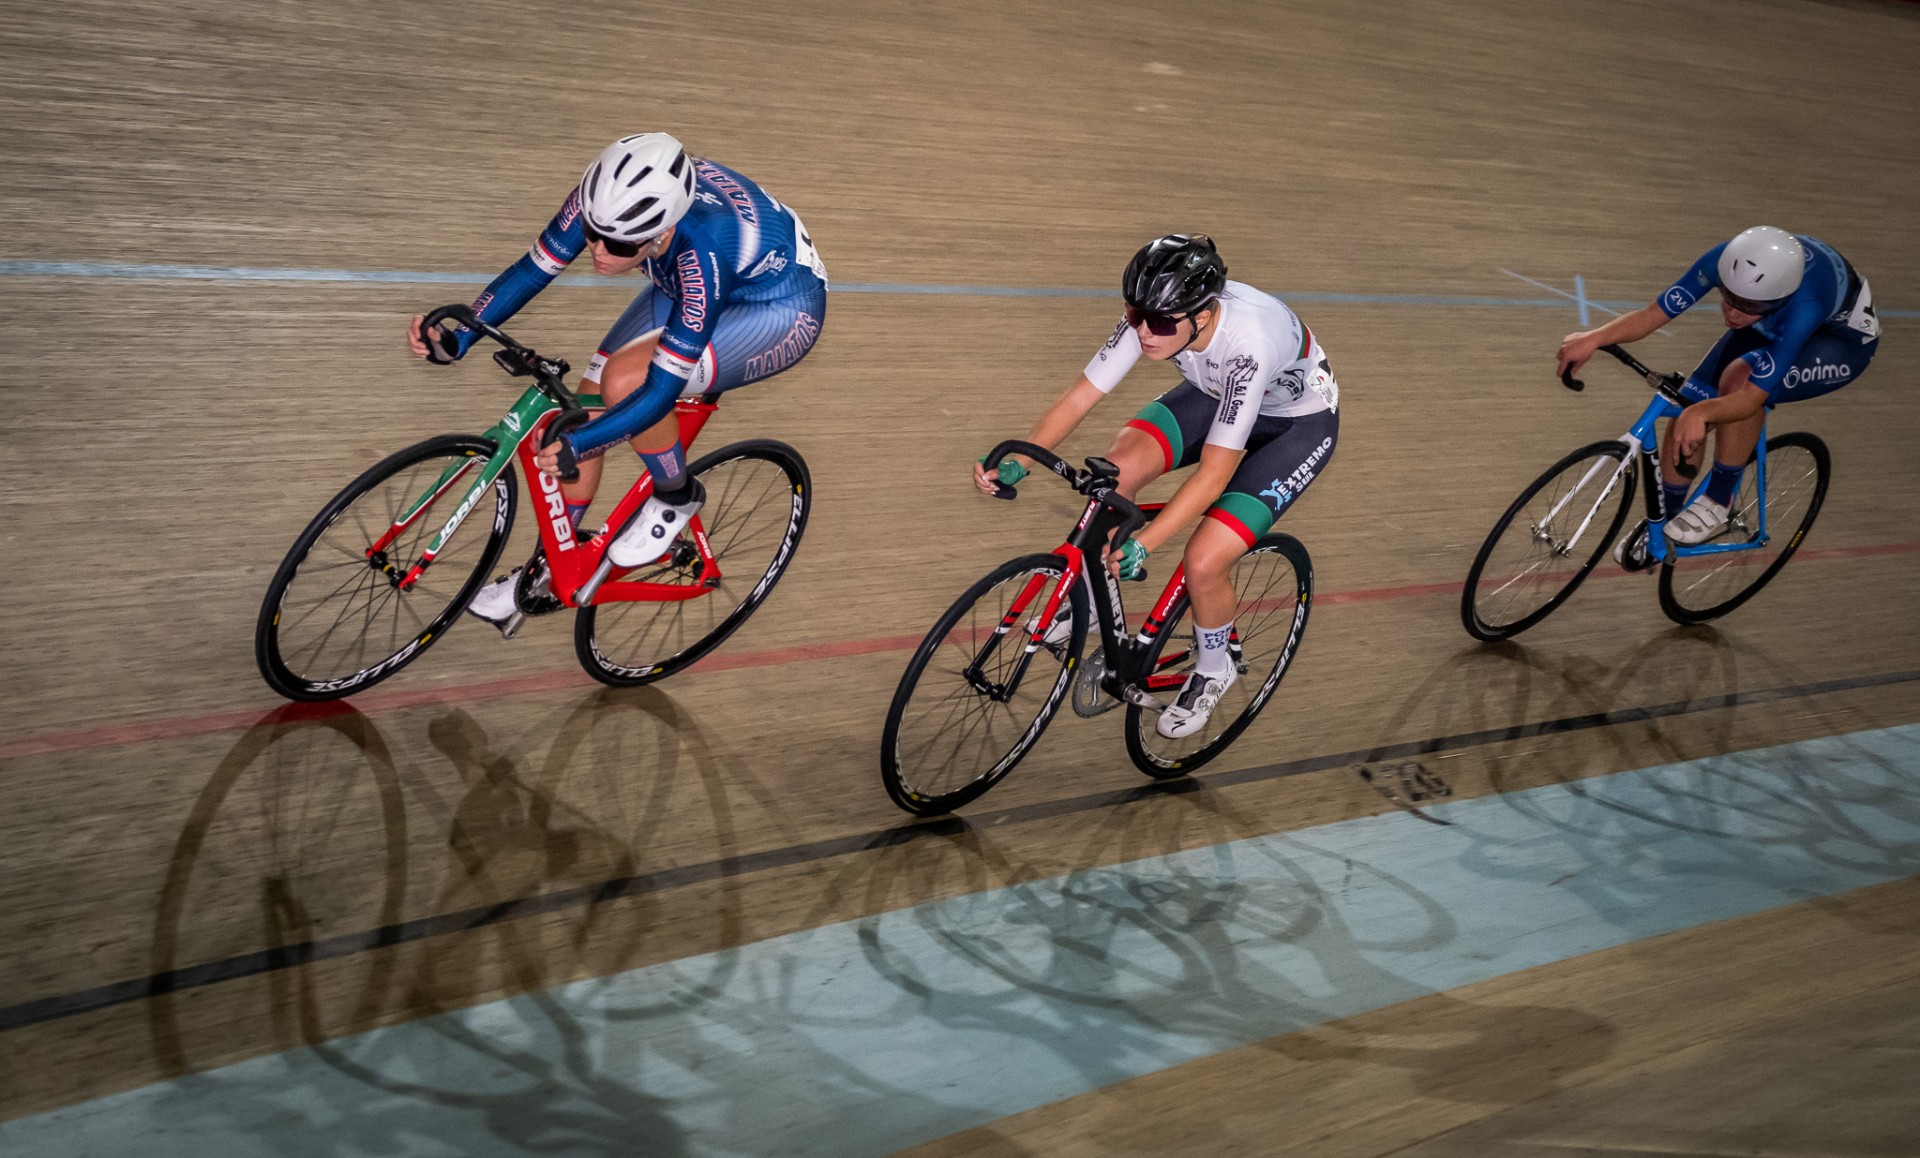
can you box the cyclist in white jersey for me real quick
[973,235,1339,738]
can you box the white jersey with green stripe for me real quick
[1083,280,1336,450]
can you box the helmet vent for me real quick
[617,195,660,223]
[625,165,653,188]
[669,151,687,178]
[631,209,667,235]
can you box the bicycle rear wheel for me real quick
[1658,431,1829,624]
[1462,440,1635,641]
[881,554,1088,816]
[256,434,514,701]
[574,439,811,685]
[1125,534,1313,778]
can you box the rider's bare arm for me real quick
[1557,302,1670,377]
[1023,376,1106,459]
[973,376,1106,493]
[1672,363,1768,460]
[1134,443,1243,554]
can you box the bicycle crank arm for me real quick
[1121,684,1170,712]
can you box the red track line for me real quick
[5,541,1916,762]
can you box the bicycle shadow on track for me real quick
[141,687,764,1156]
[1403,628,1920,940]
[148,701,410,1078]
[807,786,1610,1127]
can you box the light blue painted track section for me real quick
[7,258,1913,315]
[5,725,1919,1156]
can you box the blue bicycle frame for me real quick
[1568,345,1773,566]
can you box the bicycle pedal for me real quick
[497,610,528,640]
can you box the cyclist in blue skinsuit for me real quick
[407,132,829,631]
[1557,226,1879,566]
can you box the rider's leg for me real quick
[590,335,696,498]
[1181,518,1249,643]
[605,282,828,567]
[1108,425,1169,498]
[1159,408,1336,739]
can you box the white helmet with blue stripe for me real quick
[579,133,696,243]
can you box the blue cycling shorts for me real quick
[1686,322,1878,406]
[585,272,827,397]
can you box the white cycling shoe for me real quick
[1613,519,1654,573]
[1156,666,1239,739]
[608,481,706,568]
[1034,604,1075,647]
[467,569,522,624]
[466,565,549,637]
[1666,495,1732,546]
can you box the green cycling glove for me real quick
[1116,538,1150,581]
[978,455,1029,488]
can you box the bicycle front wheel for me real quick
[574,439,811,685]
[1462,440,1635,641]
[1126,534,1313,779]
[256,434,514,701]
[880,554,1088,816]
[1659,431,1830,624]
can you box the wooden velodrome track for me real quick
[3,0,1918,1153]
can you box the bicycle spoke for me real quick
[1465,442,1632,639]
[264,443,507,695]
[884,558,1078,811]
[579,448,809,684]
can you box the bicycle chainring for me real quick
[1072,646,1122,718]
[515,554,566,617]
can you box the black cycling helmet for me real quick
[1122,234,1228,316]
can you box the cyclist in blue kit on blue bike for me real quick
[406,132,829,632]
[1557,226,1880,568]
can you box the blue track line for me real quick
[4,259,1910,316]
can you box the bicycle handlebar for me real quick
[981,439,1148,550]
[420,303,583,414]
[981,439,1077,499]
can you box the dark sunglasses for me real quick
[1721,288,1787,317]
[1124,305,1186,336]
[583,224,643,259]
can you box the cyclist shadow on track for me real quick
[146,688,764,1156]
[1429,628,1920,936]
[316,688,747,1156]
[814,785,1613,1127]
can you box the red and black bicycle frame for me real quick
[969,489,1195,706]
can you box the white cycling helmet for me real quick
[579,133,696,242]
[1717,225,1805,311]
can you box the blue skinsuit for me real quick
[450,158,827,458]
[1657,235,1878,404]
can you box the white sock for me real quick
[1195,621,1235,679]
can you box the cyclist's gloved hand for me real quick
[1115,537,1149,581]
[538,433,581,482]
[978,454,1028,488]
[414,316,462,365]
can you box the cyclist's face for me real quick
[587,228,670,275]
[1719,296,1762,329]
[1133,306,1211,359]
